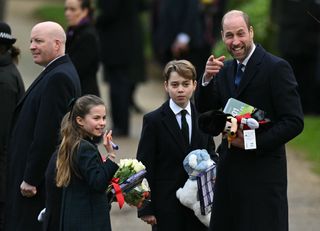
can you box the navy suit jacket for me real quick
[195,44,304,231]
[136,100,216,231]
[6,55,81,230]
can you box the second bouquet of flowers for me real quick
[108,158,151,209]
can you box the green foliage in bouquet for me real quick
[124,180,150,208]
[114,159,146,184]
[109,159,150,209]
[114,167,135,184]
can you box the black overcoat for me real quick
[66,23,100,96]
[5,55,81,230]
[0,52,25,204]
[195,44,304,231]
[60,139,119,231]
[137,100,217,231]
[43,151,61,231]
[95,0,146,83]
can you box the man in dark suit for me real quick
[151,0,227,78]
[5,21,81,230]
[195,10,304,231]
[136,60,217,231]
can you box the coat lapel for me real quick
[16,56,69,108]
[235,44,265,96]
[226,60,238,98]
[190,104,199,148]
[16,70,46,107]
[161,102,188,153]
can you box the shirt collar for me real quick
[169,98,191,115]
[44,54,65,69]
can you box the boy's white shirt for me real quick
[169,99,192,143]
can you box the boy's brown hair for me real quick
[163,60,197,82]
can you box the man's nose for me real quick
[29,43,35,50]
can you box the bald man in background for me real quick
[5,21,81,230]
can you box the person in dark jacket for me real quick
[95,0,147,137]
[5,21,81,231]
[42,150,60,231]
[136,60,217,231]
[55,95,118,231]
[195,10,304,231]
[272,0,320,114]
[65,0,100,96]
[151,0,227,78]
[0,21,25,231]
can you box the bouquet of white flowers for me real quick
[108,159,151,209]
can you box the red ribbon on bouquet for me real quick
[111,177,125,209]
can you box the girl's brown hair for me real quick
[56,94,105,187]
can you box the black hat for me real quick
[0,21,16,45]
[198,110,228,136]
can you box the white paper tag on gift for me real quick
[243,129,256,150]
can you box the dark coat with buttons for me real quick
[137,100,217,231]
[195,44,304,231]
[60,139,119,231]
[0,52,24,203]
[5,55,81,230]
[66,22,100,96]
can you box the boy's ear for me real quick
[164,81,169,92]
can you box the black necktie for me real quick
[234,63,244,87]
[180,110,189,145]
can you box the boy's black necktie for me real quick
[180,109,189,145]
[234,63,244,87]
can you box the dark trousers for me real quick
[105,65,133,134]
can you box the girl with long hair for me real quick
[51,94,118,230]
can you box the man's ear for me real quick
[249,26,254,40]
[221,30,225,41]
[54,39,62,52]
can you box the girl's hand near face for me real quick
[103,130,116,161]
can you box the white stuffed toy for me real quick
[176,149,216,227]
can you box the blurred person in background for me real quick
[0,21,25,230]
[271,0,320,114]
[151,0,227,78]
[65,0,100,96]
[95,0,147,137]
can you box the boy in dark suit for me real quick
[136,60,217,231]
